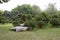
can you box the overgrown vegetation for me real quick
[0,3,60,30]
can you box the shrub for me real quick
[12,21,20,27]
[35,12,49,24]
[50,18,60,27]
[24,19,36,30]
[19,20,24,24]
[0,16,7,24]
[37,21,45,29]
[21,14,32,22]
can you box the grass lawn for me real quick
[0,24,60,40]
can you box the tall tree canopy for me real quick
[46,3,57,15]
[11,4,41,17]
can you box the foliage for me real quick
[24,18,36,30]
[46,3,57,15]
[12,18,24,27]
[3,11,12,23]
[0,10,7,24]
[0,4,60,29]
[0,0,9,4]
[20,14,32,22]
[32,5,41,17]
[37,21,45,29]
[50,18,60,27]
[11,4,41,17]
[35,12,49,24]
[12,21,20,27]
[12,4,32,14]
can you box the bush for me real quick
[21,14,32,22]
[37,21,45,29]
[19,20,24,24]
[12,21,20,27]
[24,19,36,30]
[0,16,7,24]
[12,18,24,27]
[50,18,60,27]
[35,12,49,24]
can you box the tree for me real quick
[37,21,45,29]
[11,4,41,25]
[12,4,32,14]
[11,4,41,17]
[0,0,9,4]
[3,10,12,23]
[50,18,60,27]
[35,12,49,24]
[32,5,41,17]
[44,3,60,27]
[0,10,6,24]
[24,18,36,30]
[46,3,57,17]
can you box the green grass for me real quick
[0,24,60,40]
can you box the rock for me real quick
[10,26,28,32]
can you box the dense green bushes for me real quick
[24,18,36,30]
[50,18,60,26]
[23,11,60,30]
[12,20,24,27]
[12,21,20,27]
[37,21,45,28]
[0,4,60,30]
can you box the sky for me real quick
[0,0,60,11]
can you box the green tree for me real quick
[3,10,12,23]
[46,3,57,17]
[37,21,45,29]
[0,10,6,24]
[24,18,36,30]
[0,0,9,4]
[11,4,41,17]
[12,4,32,14]
[32,5,41,17]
